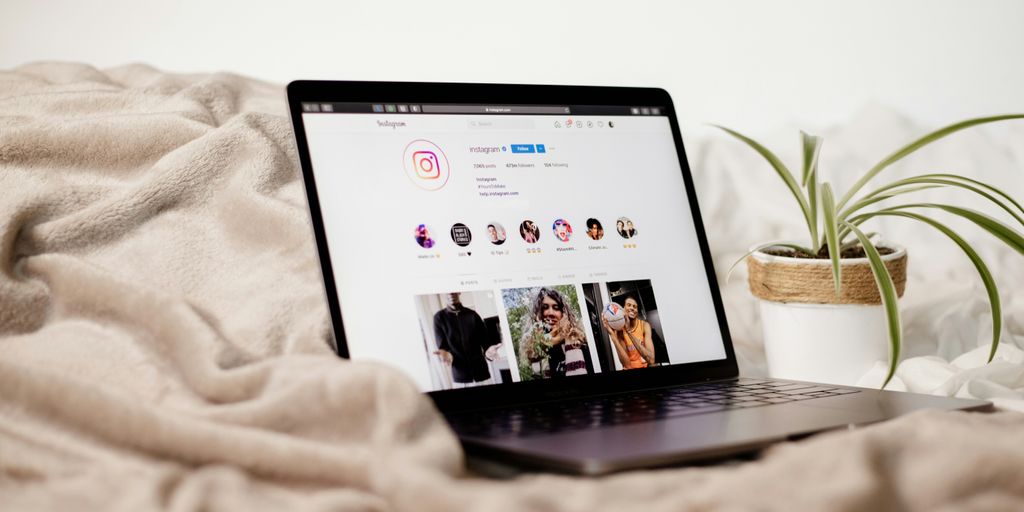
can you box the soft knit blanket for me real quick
[2,62,1024,511]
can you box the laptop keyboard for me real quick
[447,379,861,438]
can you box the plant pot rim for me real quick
[746,241,908,304]
[750,242,906,266]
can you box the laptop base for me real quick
[450,378,993,476]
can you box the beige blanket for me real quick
[3,62,1024,511]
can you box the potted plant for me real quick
[717,114,1024,387]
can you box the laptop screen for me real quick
[299,101,727,392]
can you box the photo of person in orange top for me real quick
[582,279,670,372]
[602,296,654,369]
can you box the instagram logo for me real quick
[403,140,450,190]
[412,150,439,179]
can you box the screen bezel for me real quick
[286,80,738,413]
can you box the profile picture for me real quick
[414,224,436,249]
[502,284,596,381]
[414,290,510,391]
[585,218,604,241]
[519,220,540,244]
[616,217,637,239]
[486,222,507,245]
[552,219,573,242]
[450,223,472,247]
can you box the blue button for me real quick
[536,144,546,153]
[510,144,535,153]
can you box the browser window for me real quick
[301,104,727,392]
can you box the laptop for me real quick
[285,81,992,475]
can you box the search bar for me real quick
[468,118,536,130]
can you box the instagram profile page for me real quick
[302,112,726,391]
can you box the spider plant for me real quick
[717,114,1024,388]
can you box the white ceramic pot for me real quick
[749,245,907,386]
[759,301,889,385]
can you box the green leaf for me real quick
[838,184,943,221]
[713,125,815,244]
[869,211,1002,363]
[724,242,817,284]
[841,175,1024,228]
[837,114,1024,211]
[888,203,1024,255]
[840,232,876,252]
[927,173,1024,220]
[821,183,841,297]
[842,222,902,389]
[800,131,823,187]
[807,167,820,250]
[837,216,874,246]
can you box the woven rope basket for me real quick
[747,246,907,305]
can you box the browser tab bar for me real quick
[300,103,660,116]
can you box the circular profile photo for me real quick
[519,220,540,244]
[486,222,507,245]
[552,218,573,242]
[414,224,436,249]
[616,217,637,239]
[585,218,604,241]
[450,223,472,247]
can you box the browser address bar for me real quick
[422,105,570,114]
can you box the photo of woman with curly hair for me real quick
[503,284,596,380]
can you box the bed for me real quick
[2,62,1023,510]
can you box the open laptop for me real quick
[285,81,992,475]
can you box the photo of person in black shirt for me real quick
[416,291,509,390]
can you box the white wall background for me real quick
[3,0,1023,133]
